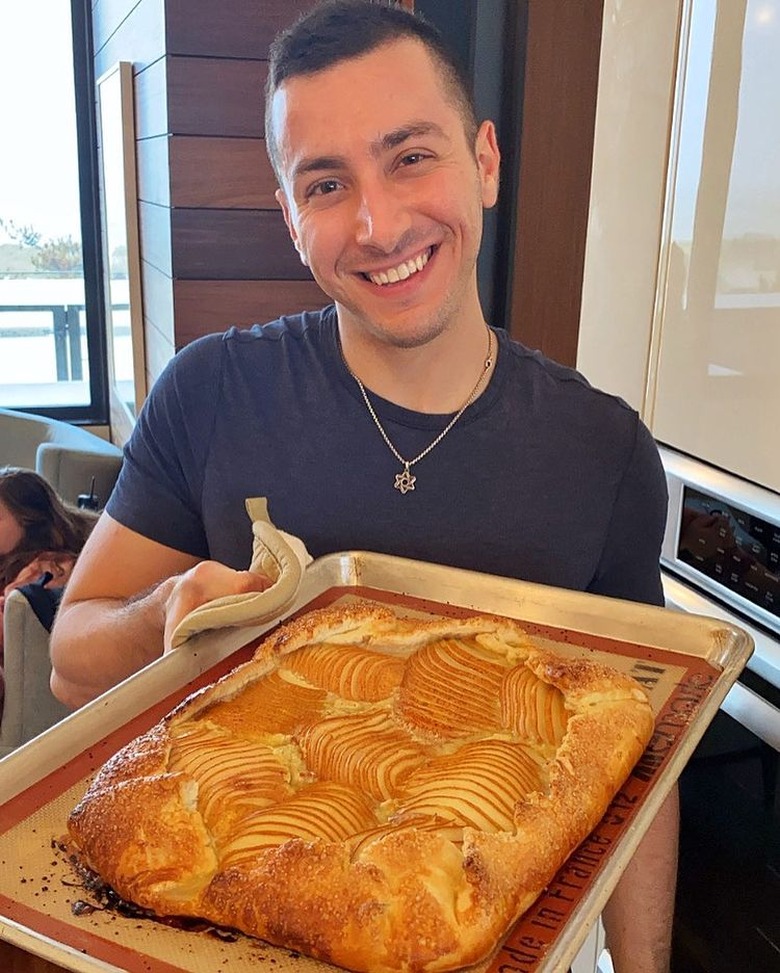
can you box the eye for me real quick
[307,178,344,198]
[398,151,430,168]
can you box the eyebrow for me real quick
[376,121,447,152]
[290,121,448,181]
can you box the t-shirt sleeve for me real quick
[587,417,668,607]
[106,334,225,558]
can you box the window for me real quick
[651,0,780,490]
[0,0,107,421]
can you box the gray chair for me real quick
[0,588,71,757]
[0,407,123,507]
[0,408,121,756]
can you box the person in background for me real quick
[0,467,97,662]
[49,2,678,970]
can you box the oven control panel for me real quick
[659,446,780,637]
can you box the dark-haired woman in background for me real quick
[0,467,98,705]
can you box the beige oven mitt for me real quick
[168,498,313,649]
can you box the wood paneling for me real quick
[174,279,328,344]
[171,209,305,280]
[93,0,166,78]
[169,137,277,208]
[136,133,170,206]
[508,0,604,366]
[93,0,331,411]
[93,0,144,52]
[138,200,172,276]
[144,312,176,384]
[167,57,268,137]
[140,258,174,337]
[133,58,168,140]
[140,257,174,386]
[166,0,318,59]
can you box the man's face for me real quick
[271,38,500,350]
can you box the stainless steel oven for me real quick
[659,445,780,973]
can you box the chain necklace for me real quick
[345,329,495,494]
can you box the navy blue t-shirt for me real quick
[107,306,667,605]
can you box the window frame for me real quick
[18,0,110,425]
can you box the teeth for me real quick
[368,248,430,286]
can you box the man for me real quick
[50,2,677,970]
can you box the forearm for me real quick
[50,578,176,710]
[602,785,680,973]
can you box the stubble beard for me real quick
[338,265,476,352]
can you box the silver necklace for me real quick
[345,329,495,494]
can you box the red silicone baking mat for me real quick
[0,556,752,973]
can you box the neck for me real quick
[338,319,496,414]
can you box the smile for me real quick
[364,247,433,286]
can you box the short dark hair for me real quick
[265,0,478,178]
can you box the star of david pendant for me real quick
[394,464,416,494]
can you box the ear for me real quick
[475,120,501,209]
[275,188,308,267]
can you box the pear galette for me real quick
[67,604,654,973]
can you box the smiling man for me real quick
[50,2,676,970]
[268,41,498,378]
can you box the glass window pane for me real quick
[652,0,780,492]
[0,1,91,409]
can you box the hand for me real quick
[1,553,78,656]
[162,560,272,651]
[5,552,78,592]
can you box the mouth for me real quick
[361,246,435,286]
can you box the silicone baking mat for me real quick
[0,556,752,973]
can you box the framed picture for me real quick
[96,61,146,446]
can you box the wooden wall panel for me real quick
[166,0,319,58]
[136,134,170,206]
[171,210,304,280]
[173,279,328,345]
[138,200,172,276]
[142,260,175,387]
[507,0,604,366]
[143,314,176,386]
[169,137,277,208]
[140,259,174,338]
[93,0,166,77]
[167,57,268,137]
[133,58,168,140]
[92,0,145,53]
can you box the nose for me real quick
[353,177,412,253]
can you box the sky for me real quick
[0,1,82,245]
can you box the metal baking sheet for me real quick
[0,551,753,973]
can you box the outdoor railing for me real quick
[0,304,128,381]
[0,304,84,380]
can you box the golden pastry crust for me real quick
[67,604,654,972]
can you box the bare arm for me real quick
[602,785,679,973]
[50,513,270,709]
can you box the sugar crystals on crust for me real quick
[67,604,654,973]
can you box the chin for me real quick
[370,318,450,350]
[343,297,458,350]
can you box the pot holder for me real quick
[169,497,313,649]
